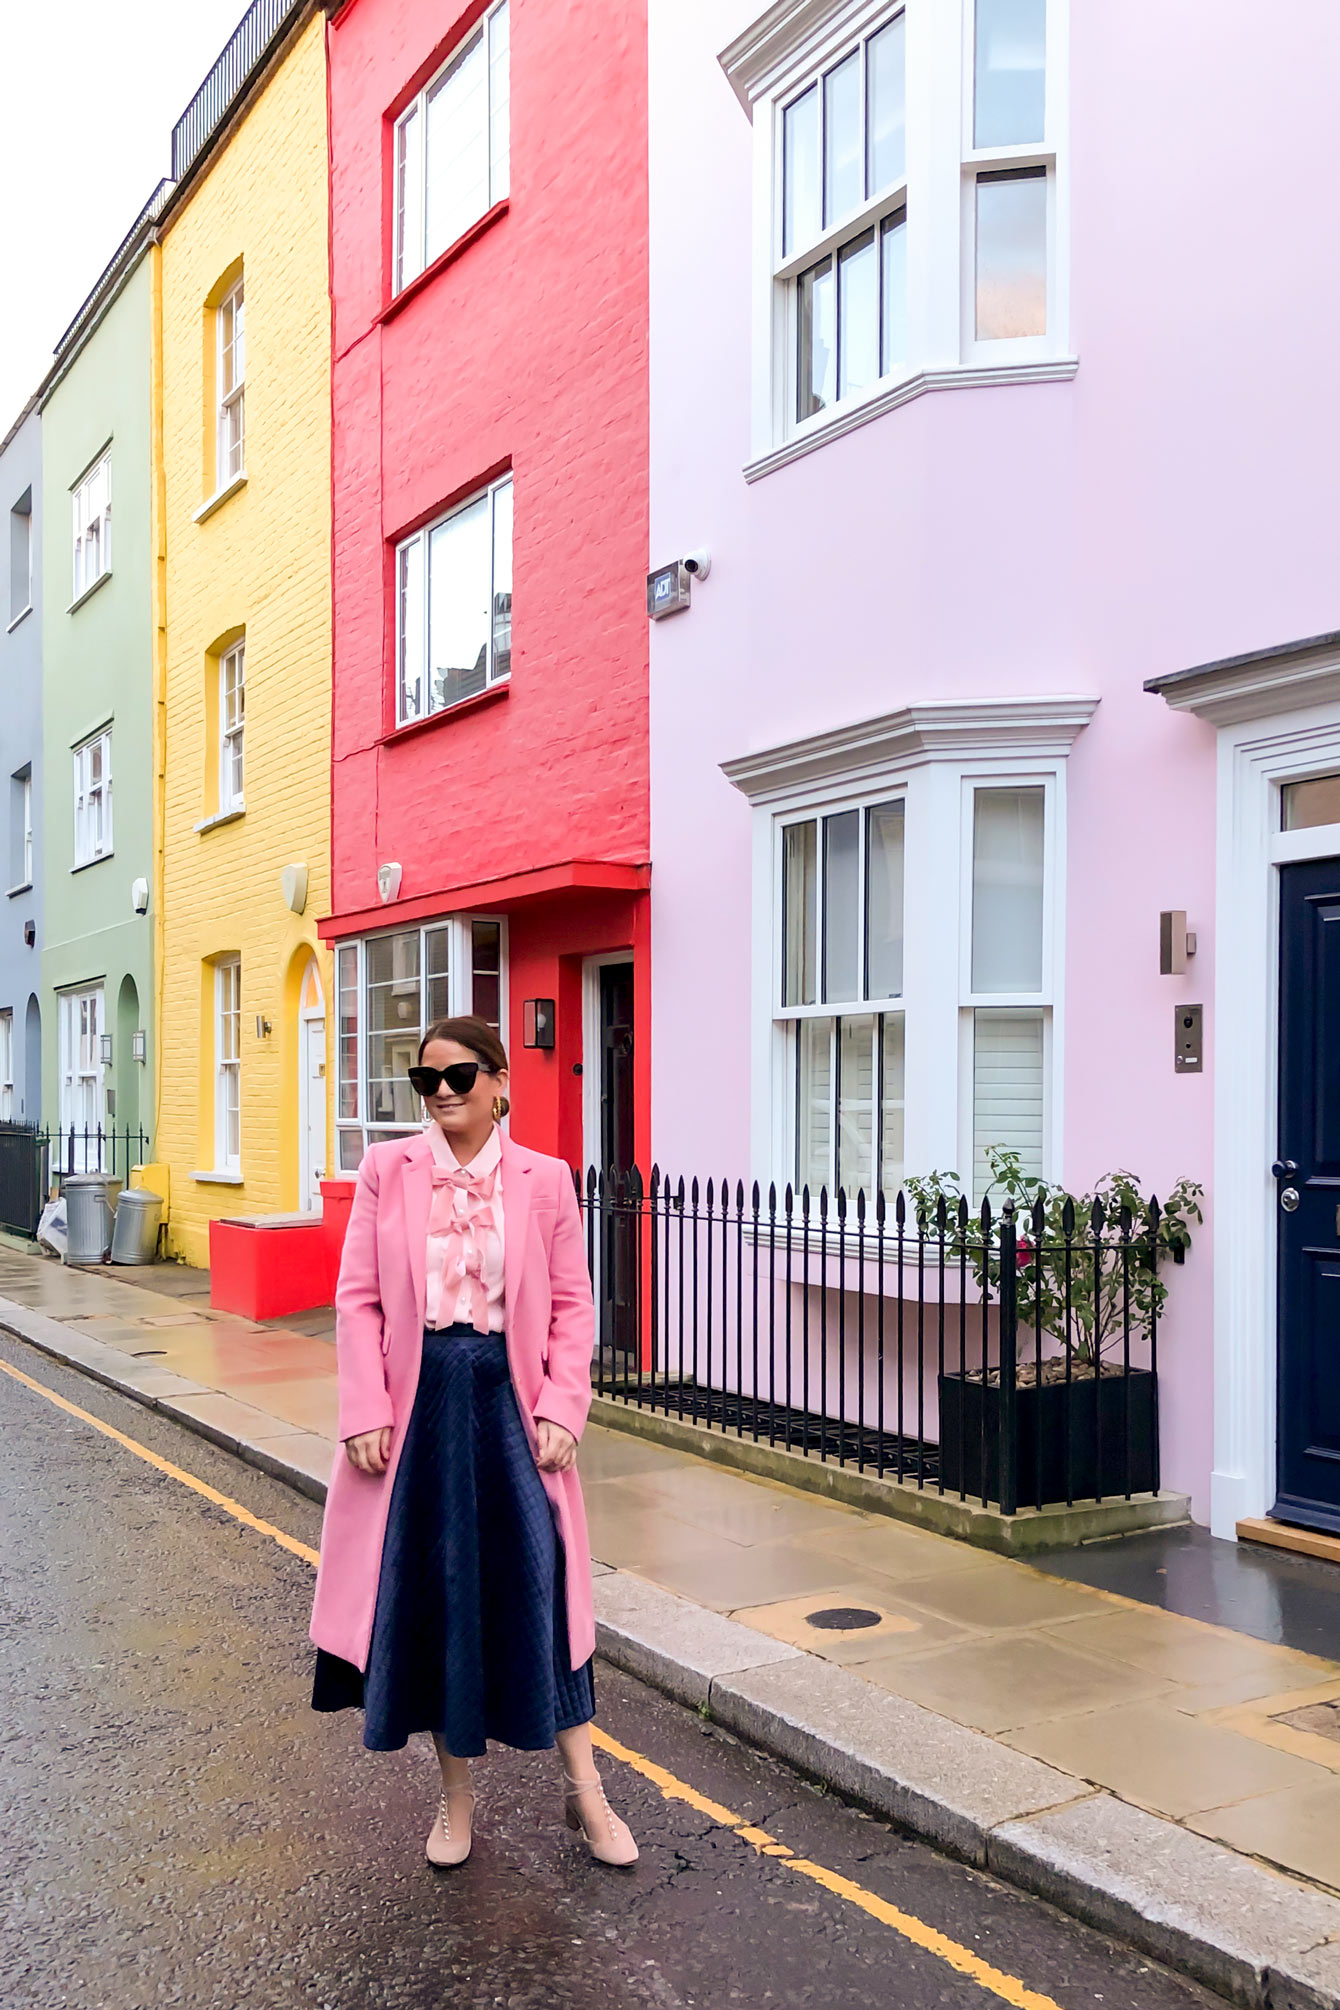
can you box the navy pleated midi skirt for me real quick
[311,1323,595,1755]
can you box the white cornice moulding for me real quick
[720,0,893,115]
[722,697,1100,803]
[1145,630,1340,728]
[744,360,1079,482]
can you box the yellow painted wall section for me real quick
[159,12,333,1267]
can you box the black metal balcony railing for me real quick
[577,1168,1169,1517]
[171,0,302,180]
[0,1126,151,1240]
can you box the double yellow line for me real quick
[0,1352,1066,2010]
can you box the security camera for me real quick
[682,548,712,581]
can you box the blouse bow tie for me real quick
[428,1162,499,1334]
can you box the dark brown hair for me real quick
[418,1015,509,1074]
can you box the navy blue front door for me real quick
[1275,858,1340,1532]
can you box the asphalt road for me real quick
[0,1329,1232,2010]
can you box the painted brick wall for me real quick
[158,12,333,1266]
[326,0,650,924]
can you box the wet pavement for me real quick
[0,1326,1235,2010]
[1034,1521,1340,1663]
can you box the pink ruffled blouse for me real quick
[423,1123,506,1333]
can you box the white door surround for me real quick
[581,952,634,1180]
[1148,631,1340,1539]
[298,959,327,1212]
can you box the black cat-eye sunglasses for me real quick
[408,1061,496,1098]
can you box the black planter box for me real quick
[938,1366,1157,1508]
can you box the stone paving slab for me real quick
[593,1568,802,1709]
[990,1792,1340,2008]
[707,1646,1088,1865]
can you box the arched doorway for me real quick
[298,958,326,1212]
[22,995,40,1124]
[116,975,141,1146]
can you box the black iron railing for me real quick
[0,1126,151,1239]
[576,1170,1172,1516]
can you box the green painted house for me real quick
[39,187,169,1169]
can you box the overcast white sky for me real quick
[1,0,252,433]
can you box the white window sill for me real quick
[70,852,113,874]
[6,881,32,899]
[191,1170,244,1185]
[193,472,247,524]
[6,604,33,635]
[67,571,112,615]
[744,357,1080,484]
[194,805,245,835]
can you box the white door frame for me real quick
[581,952,634,1181]
[298,965,327,1212]
[58,983,106,1170]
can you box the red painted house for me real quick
[320,0,650,1208]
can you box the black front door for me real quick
[598,962,637,1358]
[1275,858,1340,1532]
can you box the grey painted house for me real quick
[0,397,44,1121]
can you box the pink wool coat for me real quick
[308,1130,597,1674]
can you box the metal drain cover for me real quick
[804,1606,883,1631]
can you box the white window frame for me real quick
[723,700,1093,1203]
[9,488,33,626]
[393,0,510,295]
[217,280,245,486]
[72,728,113,868]
[22,771,32,887]
[335,914,509,1169]
[0,1010,13,1122]
[58,985,105,1166]
[219,640,246,813]
[957,774,1056,1200]
[726,0,1071,472]
[215,955,242,1175]
[71,452,111,602]
[773,792,908,1198]
[395,472,513,727]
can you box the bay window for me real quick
[394,0,510,293]
[728,0,1069,463]
[396,473,513,725]
[966,784,1050,1198]
[778,799,905,1197]
[731,702,1090,1210]
[336,916,507,1168]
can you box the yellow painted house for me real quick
[156,3,332,1265]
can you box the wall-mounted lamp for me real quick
[131,1030,147,1064]
[281,863,308,915]
[23,920,34,947]
[255,1015,273,1039]
[522,998,556,1050]
[131,876,149,915]
[1159,910,1198,975]
[99,1034,113,1064]
[377,861,403,904]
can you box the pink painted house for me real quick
[646,0,1340,1538]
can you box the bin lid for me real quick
[217,1212,321,1229]
[117,1189,163,1207]
[64,1174,120,1188]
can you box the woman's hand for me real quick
[535,1419,577,1472]
[345,1426,392,1475]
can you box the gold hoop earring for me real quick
[492,1095,509,1123]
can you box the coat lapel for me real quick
[500,1134,532,1325]
[402,1133,434,1331]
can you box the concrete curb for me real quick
[4,1293,1338,2008]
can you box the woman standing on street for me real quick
[308,1015,637,1869]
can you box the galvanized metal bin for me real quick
[110,1189,164,1265]
[63,1175,124,1265]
